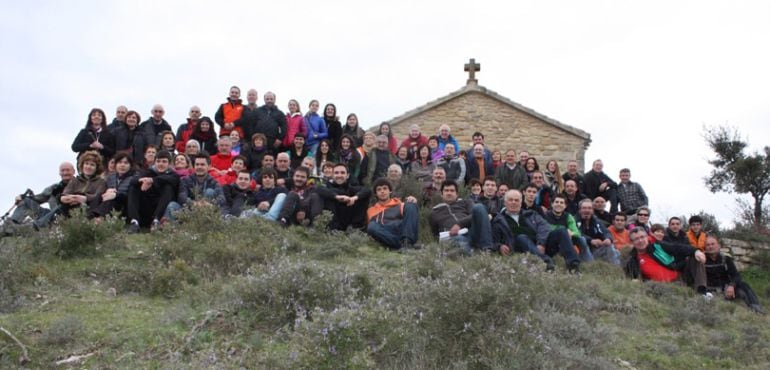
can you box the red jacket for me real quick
[283,112,307,148]
[210,153,233,171]
[176,118,197,153]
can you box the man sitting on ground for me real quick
[624,227,710,296]
[583,159,619,213]
[563,179,587,216]
[165,153,224,222]
[609,213,632,250]
[366,178,421,251]
[126,150,180,232]
[241,168,287,221]
[3,162,75,233]
[543,194,593,263]
[593,196,613,227]
[577,199,621,265]
[210,136,234,173]
[422,166,446,207]
[522,183,544,216]
[687,215,707,250]
[429,180,493,255]
[704,236,764,314]
[493,190,581,273]
[475,177,503,218]
[663,217,690,245]
[278,166,322,226]
[316,163,371,231]
[222,170,256,218]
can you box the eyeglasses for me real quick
[637,213,649,217]
[153,110,164,113]
[631,236,647,242]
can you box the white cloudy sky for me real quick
[1,0,768,226]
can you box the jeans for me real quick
[528,228,580,266]
[164,188,217,222]
[574,236,595,262]
[441,203,493,255]
[367,203,419,249]
[593,244,621,265]
[241,193,287,221]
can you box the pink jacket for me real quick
[283,112,308,148]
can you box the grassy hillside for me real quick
[1,208,769,369]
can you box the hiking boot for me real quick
[568,261,581,275]
[127,222,140,234]
[544,256,556,272]
[400,239,422,251]
[150,219,161,232]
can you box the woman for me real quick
[287,135,311,170]
[525,157,540,181]
[400,124,428,159]
[159,131,177,155]
[283,99,307,149]
[544,160,565,194]
[357,132,376,159]
[337,134,362,182]
[395,145,412,174]
[113,110,142,162]
[230,130,243,156]
[342,113,366,147]
[60,151,107,219]
[173,153,193,178]
[323,103,342,150]
[377,122,398,154]
[410,144,435,188]
[244,133,269,172]
[71,108,115,162]
[427,136,444,162]
[304,100,328,154]
[491,150,503,170]
[91,152,134,219]
[139,145,158,170]
[314,139,336,177]
[185,140,201,156]
[190,116,218,155]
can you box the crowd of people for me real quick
[2,86,763,313]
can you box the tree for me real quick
[703,125,770,229]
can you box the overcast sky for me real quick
[1,0,768,226]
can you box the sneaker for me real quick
[150,219,161,232]
[400,239,423,251]
[544,256,556,273]
[567,261,581,275]
[127,222,140,234]
[703,292,714,301]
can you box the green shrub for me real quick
[0,240,30,312]
[41,315,85,346]
[36,208,125,259]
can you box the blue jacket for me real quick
[304,112,328,146]
[437,135,460,152]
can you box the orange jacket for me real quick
[367,198,405,224]
[215,99,244,135]
[687,230,706,250]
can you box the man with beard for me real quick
[277,166,322,226]
[316,163,371,231]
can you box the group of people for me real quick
[3,86,763,313]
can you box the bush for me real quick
[0,240,30,312]
[35,208,125,259]
[41,315,85,346]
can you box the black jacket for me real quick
[324,117,343,150]
[491,208,553,252]
[704,253,741,288]
[663,228,690,245]
[583,170,617,200]
[71,127,115,160]
[222,184,256,217]
[251,105,287,149]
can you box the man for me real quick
[215,85,244,137]
[3,162,75,233]
[429,180,493,254]
[436,143,466,186]
[687,215,707,250]
[107,105,128,131]
[492,190,580,273]
[624,227,710,296]
[518,150,529,168]
[521,183,544,216]
[562,160,586,195]
[704,236,764,313]
[663,217,690,245]
[278,166,322,226]
[466,143,493,184]
[616,168,648,215]
[583,159,619,213]
[385,164,409,200]
[400,124,428,159]
[609,213,632,250]
[563,179,587,216]
[593,196,613,227]
[255,91,287,151]
[436,124,460,152]
[236,89,259,146]
[221,170,256,218]
[176,106,202,153]
[577,199,620,265]
[273,152,293,188]
[495,149,528,191]
[367,178,421,250]
[362,135,397,186]
[476,177,503,218]
[165,153,224,222]
[137,104,172,148]
[126,150,180,232]
[315,164,371,231]
[530,171,553,214]
[422,166,446,207]
[467,132,492,162]
[242,168,287,221]
[541,194,592,263]
[210,136,234,172]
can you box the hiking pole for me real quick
[1,189,33,219]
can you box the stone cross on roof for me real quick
[464,58,481,85]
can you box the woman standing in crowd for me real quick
[230,130,243,156]
[304,100,328,154]
[323,103,342,150]
[410,144,435,188]
[283,99,307,149]
[491,150,503,170]
[337,134,362,182]
[72,108,115,162]
[427,136,444,162]
[244,133,269,172]
[395,145,412,174]
[159,131,177,155]
[342,113,365,147]
[314,139,336,177]
[113,110,142,162]
[190,117,218,155]
[377,122,398,154]
[544,160,565,194]
[525,157,540,181]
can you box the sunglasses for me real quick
[638,213,650,217]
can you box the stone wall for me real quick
[721,238,770,270]
[387,91,589,171]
